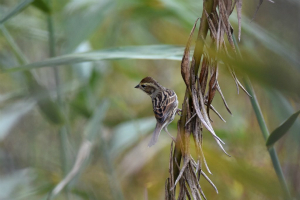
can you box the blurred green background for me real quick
[0,0,299,199]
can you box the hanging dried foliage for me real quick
[165,0,251,199]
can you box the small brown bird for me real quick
[135,77,179,147]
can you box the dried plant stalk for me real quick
[165,0,250,199]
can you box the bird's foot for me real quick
[176,108,182,116]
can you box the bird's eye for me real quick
[141,85,146,88]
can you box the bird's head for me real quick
[135,77,163,97]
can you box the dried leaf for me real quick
[219,0,236,51]
[236,78,252,97]
[216,82,232,114]
[205,11,217,39]
[191,86,223,144]
[185,113,197,127]
[199,57,209,95]
[205,103,226,122]
[228,66,240,94]
[165,178,171,200]
[230,0,238,14]
[169,141,175,199]
[226,0,232,15]
[181,18,199,88]
[200,171,218,194]
[178,178,187,200]
[184,164,202,200]
[171,157,190,191]
[196,79,225,145]
[189,159,218,194]
[193,130,212,174]
[188,161,207,200]
[183,178,192,200]
[207,65,218,121]
[228,66,252,97]
[192,126,212,174]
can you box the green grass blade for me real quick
[0,0,34,24]
[266,110,300,147]
[2,45,184,73]
[32,0,51,14]
[244,78,291,199]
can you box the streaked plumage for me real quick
[135,77,178,147]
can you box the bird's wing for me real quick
[152,89,178,124]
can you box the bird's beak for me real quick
[134,84,139,88]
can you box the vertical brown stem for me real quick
[172,0,215,193]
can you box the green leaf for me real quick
[0,0,50,24]
[0,0,34,24]
[3,45,184,73]
[32,0,51,14]
[266,110,300,147]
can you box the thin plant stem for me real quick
[0,25,28,64]
[46,2,70,199]
[244,78,291,199]
[173,0,214,185]
[233,35,291,199]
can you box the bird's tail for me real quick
[148,123,163,147]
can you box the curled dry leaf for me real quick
[181,18,199,89]
[168,0,254,198]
